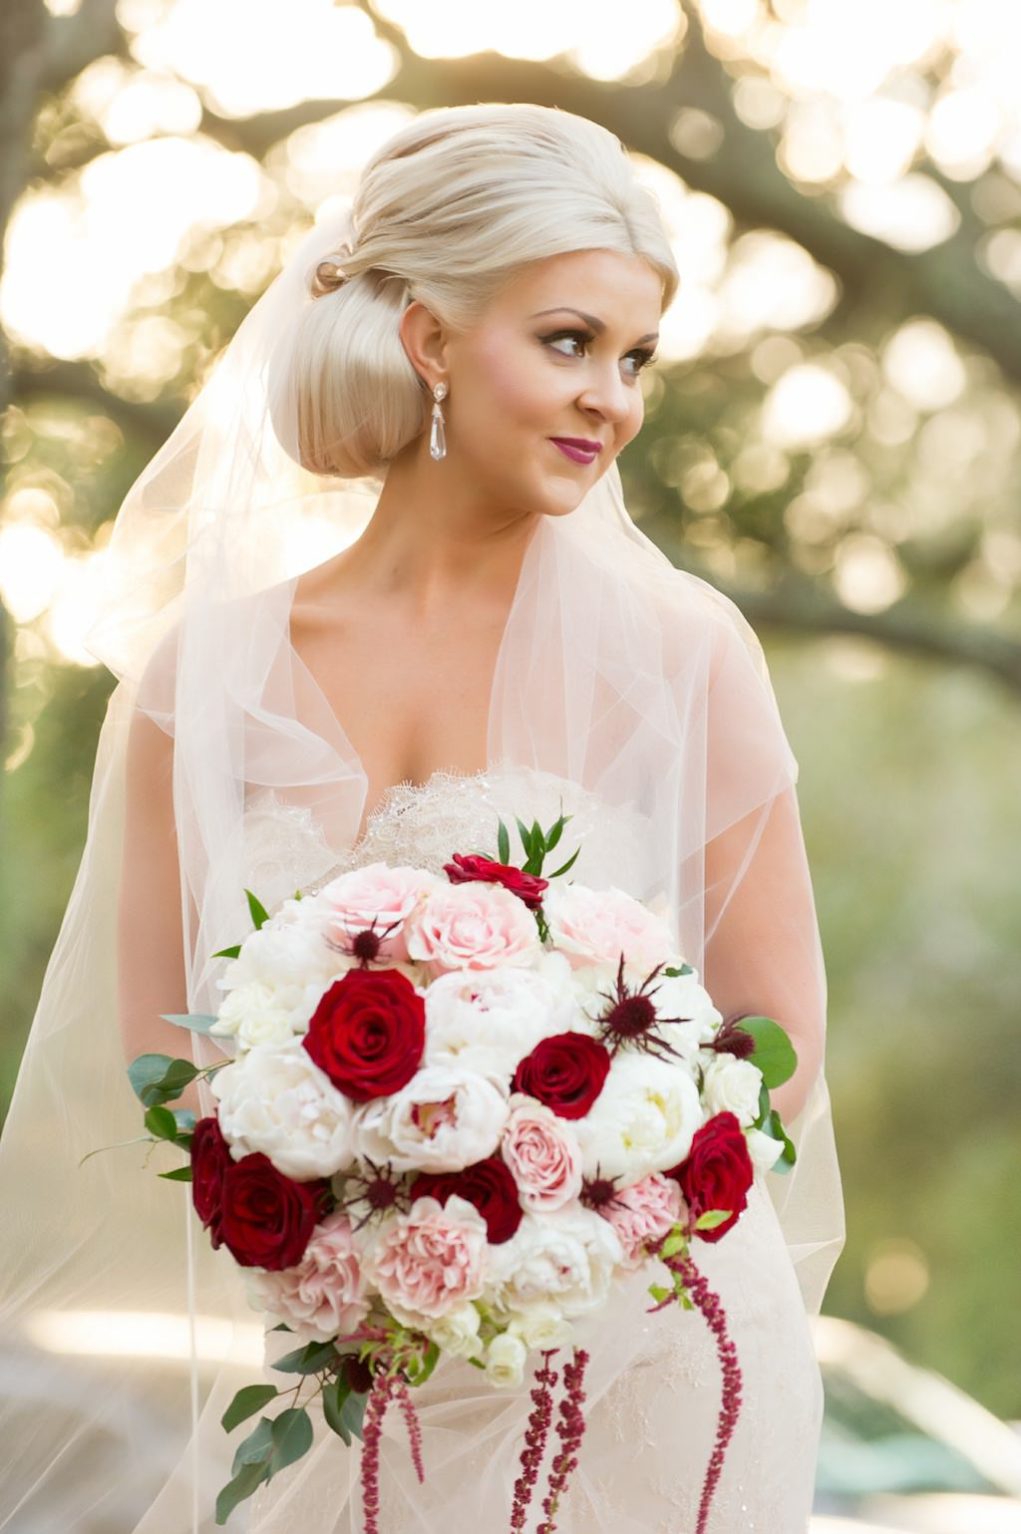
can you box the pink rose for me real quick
[362,1193,489,1324]
[598,1172,686,1270]
[405,882,541,976]
[246,1209,369,1341]
[317,863,435,962]
[543,884,676,974]
[500,1095,583,1213]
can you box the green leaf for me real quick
[144,1104,179,1141]
[268,1322,294,1333]
[268,1407,314,1475]
[271,1339,339,1375]
[545,813,566,852]
[695,1208,732,1231]
[338,1388,368,1444]
[496,819,510,866]
[231,1415,275,1477]
[547,846,580,879]
[404,1339,439,1386]
[658,1229,687,1259]
[663,963,694,977]
[752,1080,772,1129]
[245,889,271,931]
[127,1054,176,1104]
[322,1375,353,1442]
[221,1382,280,1433]
[734,1015,798,1089]
[515,816,533,859]
[647,1283,672,1303]
[215,1459,270,1525]
[158,1165,193,1182]
[212,943,242,959]
[159,1012,219,1036]
[763,1109,797,1172]
[172,1107,197,1132]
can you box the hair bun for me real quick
[312,257,350,297]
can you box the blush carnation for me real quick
[361,1193,489,1327]
[245,1209,369,1341]
[597,1171,686,1270]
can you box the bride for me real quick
[0,104,844,1532]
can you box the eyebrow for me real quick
[529,307,659,346]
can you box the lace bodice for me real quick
[242,765,653,913]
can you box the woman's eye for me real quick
[542,331,657,377]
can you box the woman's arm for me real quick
[118,705,203,1118]
[702,785,826,1125]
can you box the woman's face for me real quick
[410,248,665,518]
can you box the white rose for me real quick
[211,1042,357,1179]
[544,884,676,974]
[506,1304,575,1352]
[424,966,577,1082]
[746,1125,786,1173]
[426,1301,483,1360]
[643,971,722,1064]
[485,1331,529,1389]
[353,1064,510,1172]
[574,1053,704,1183]
[487,1206,622,1320]
[702,1054,763,1127]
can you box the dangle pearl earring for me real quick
[429,380,448,461]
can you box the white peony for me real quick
[485,1331,529,1389]
[213,918,352,1045]
[424,964,578,1081]
[573,1053,704,1183]
[702,1053,764,1127]
[211,1042,357,1179]
[353,1064,510,1172]
[487,1205,622,1320]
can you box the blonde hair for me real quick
[290,103,679,478]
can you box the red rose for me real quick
[511,1032,611,1120]
[303,968,425,1102]
[410,1154,523,1244]
[665,1111,754,1243]
[443,853,548,912]
[217,1151,326,1270]
[191,1114,232,1246]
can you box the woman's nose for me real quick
[577,365,632,423]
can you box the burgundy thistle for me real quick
[536,1347,590,1534]
[647,1256,743,1534]
[510,1351,560,1530]
[326,913,404,967]
[592,953,693,1063]
[709,1012,757,1061]
[339,1154,413,1234]
[443,852,549,911]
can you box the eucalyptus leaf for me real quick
[322,1375,353,1442]
[221,1382,280,1433]
[268,1407,314,1475]
[231,1415,275,1477]
[272,1339,338,1375]
[339,1388,368,1444]
[159,1012,219,1036]
[144,1104,179,1141]
[735,1015,798,1089]
[127,1054,175,1104]
[215,1459,270,1525]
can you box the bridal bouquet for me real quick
[119,809,798,1532]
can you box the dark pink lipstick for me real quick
[550,437,602,465]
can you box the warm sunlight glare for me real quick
[26,1308,265,1366]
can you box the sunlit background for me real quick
[2,2,1020,1530]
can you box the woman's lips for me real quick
[550,437,600,465]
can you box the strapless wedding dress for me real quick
[235,766,822,1533]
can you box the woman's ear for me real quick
[398,299,450,392]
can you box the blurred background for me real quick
[1,2,1020,1530]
